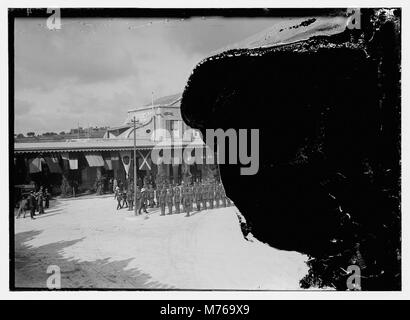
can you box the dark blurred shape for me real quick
[181,8,401,290]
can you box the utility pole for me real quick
[133,116,138,215]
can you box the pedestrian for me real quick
[166,185,174,215]
[37,190,44,214]
[148,184,155,208]
[127,187,134,211]
[16,195,28,219]
[28,191,36,220]
[121,189,128,208]
[139,187,149,214]
[174,184,181,214]
[116,191,123,210]
[184,184,193,217]
[194,181,202,211]
[134,186,141,215]
[208,182,215,210]
[159,184,166,216]
[220,183,227,207]
[44,188,50,209]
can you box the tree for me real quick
[27,132,35,137]
[59,131,65,135]
[17,133,24,138]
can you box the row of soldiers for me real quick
[115,180,232,217]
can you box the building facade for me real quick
[13,94,219,198]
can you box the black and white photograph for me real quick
[4,3,405,298]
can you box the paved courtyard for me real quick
[14,195,308,289]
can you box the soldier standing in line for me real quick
[166,185,174,215]
[201,180,207,210]
[159,184,166,216]
[134,186,141,215]
[37,189,44,214]
[220,183,227,207]
[180,181,186,213]
[44,188,50,209]
[148,184,155,208]
[215,182,221,208]
[174,184,181,214]
[194,181,201,211]
[184,183,193,217]
[208,182,214,210]
[28,191,36,220]
[155,184,161,208]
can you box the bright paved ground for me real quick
[14,195,308,289]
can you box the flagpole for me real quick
[133,116,138,215]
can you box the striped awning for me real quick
[84,153,105,167]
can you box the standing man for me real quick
[220,183,227,207]
[44,188,50,209]
[139,187,149,214]
[201,180,208,210]
[148,184,155,208]
[121,188,128,209]
[165,185,174,215]
[194,181,202,212]
[37,188,44,214]
[127,187,134,211]
[184,183,193,217]
[174,184,181,214]
[214,182,221,208]
[159,184,166,216]
[16,195,28,219]
[28,191,36,220]
[134,186,141,215]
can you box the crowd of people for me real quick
[16,186,51,220]
[114,179,233,217]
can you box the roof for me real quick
[128,93,182,113]
[14,138,205,154]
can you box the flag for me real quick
[138,150,152,170]
[119,151,131,178]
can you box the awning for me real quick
[62,153,78,170]
[29,158,42,173]
[44,156,62,173]
[85,153,105,167]
[103,155,113,170]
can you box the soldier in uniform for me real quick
[28,191,36,220]
[220,183,227,207]
[208,182,215,210]
[165,185,174,215]
[201,180,207,210]
[159,184,167,216]
[216,182,223,208]
[148,184,155,208]
[155,185,161,208]
[121,188,128,208]
[127,187,134,211]
[194,181,201,211]
[139,187,149,214]
[180,181,186,213]
[134,186,141,214]
[184,184,193,217]
[174,184,181,214]
[37,189,44,214]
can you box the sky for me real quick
[14,16,277,135]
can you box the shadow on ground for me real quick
[14,230,174,290]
